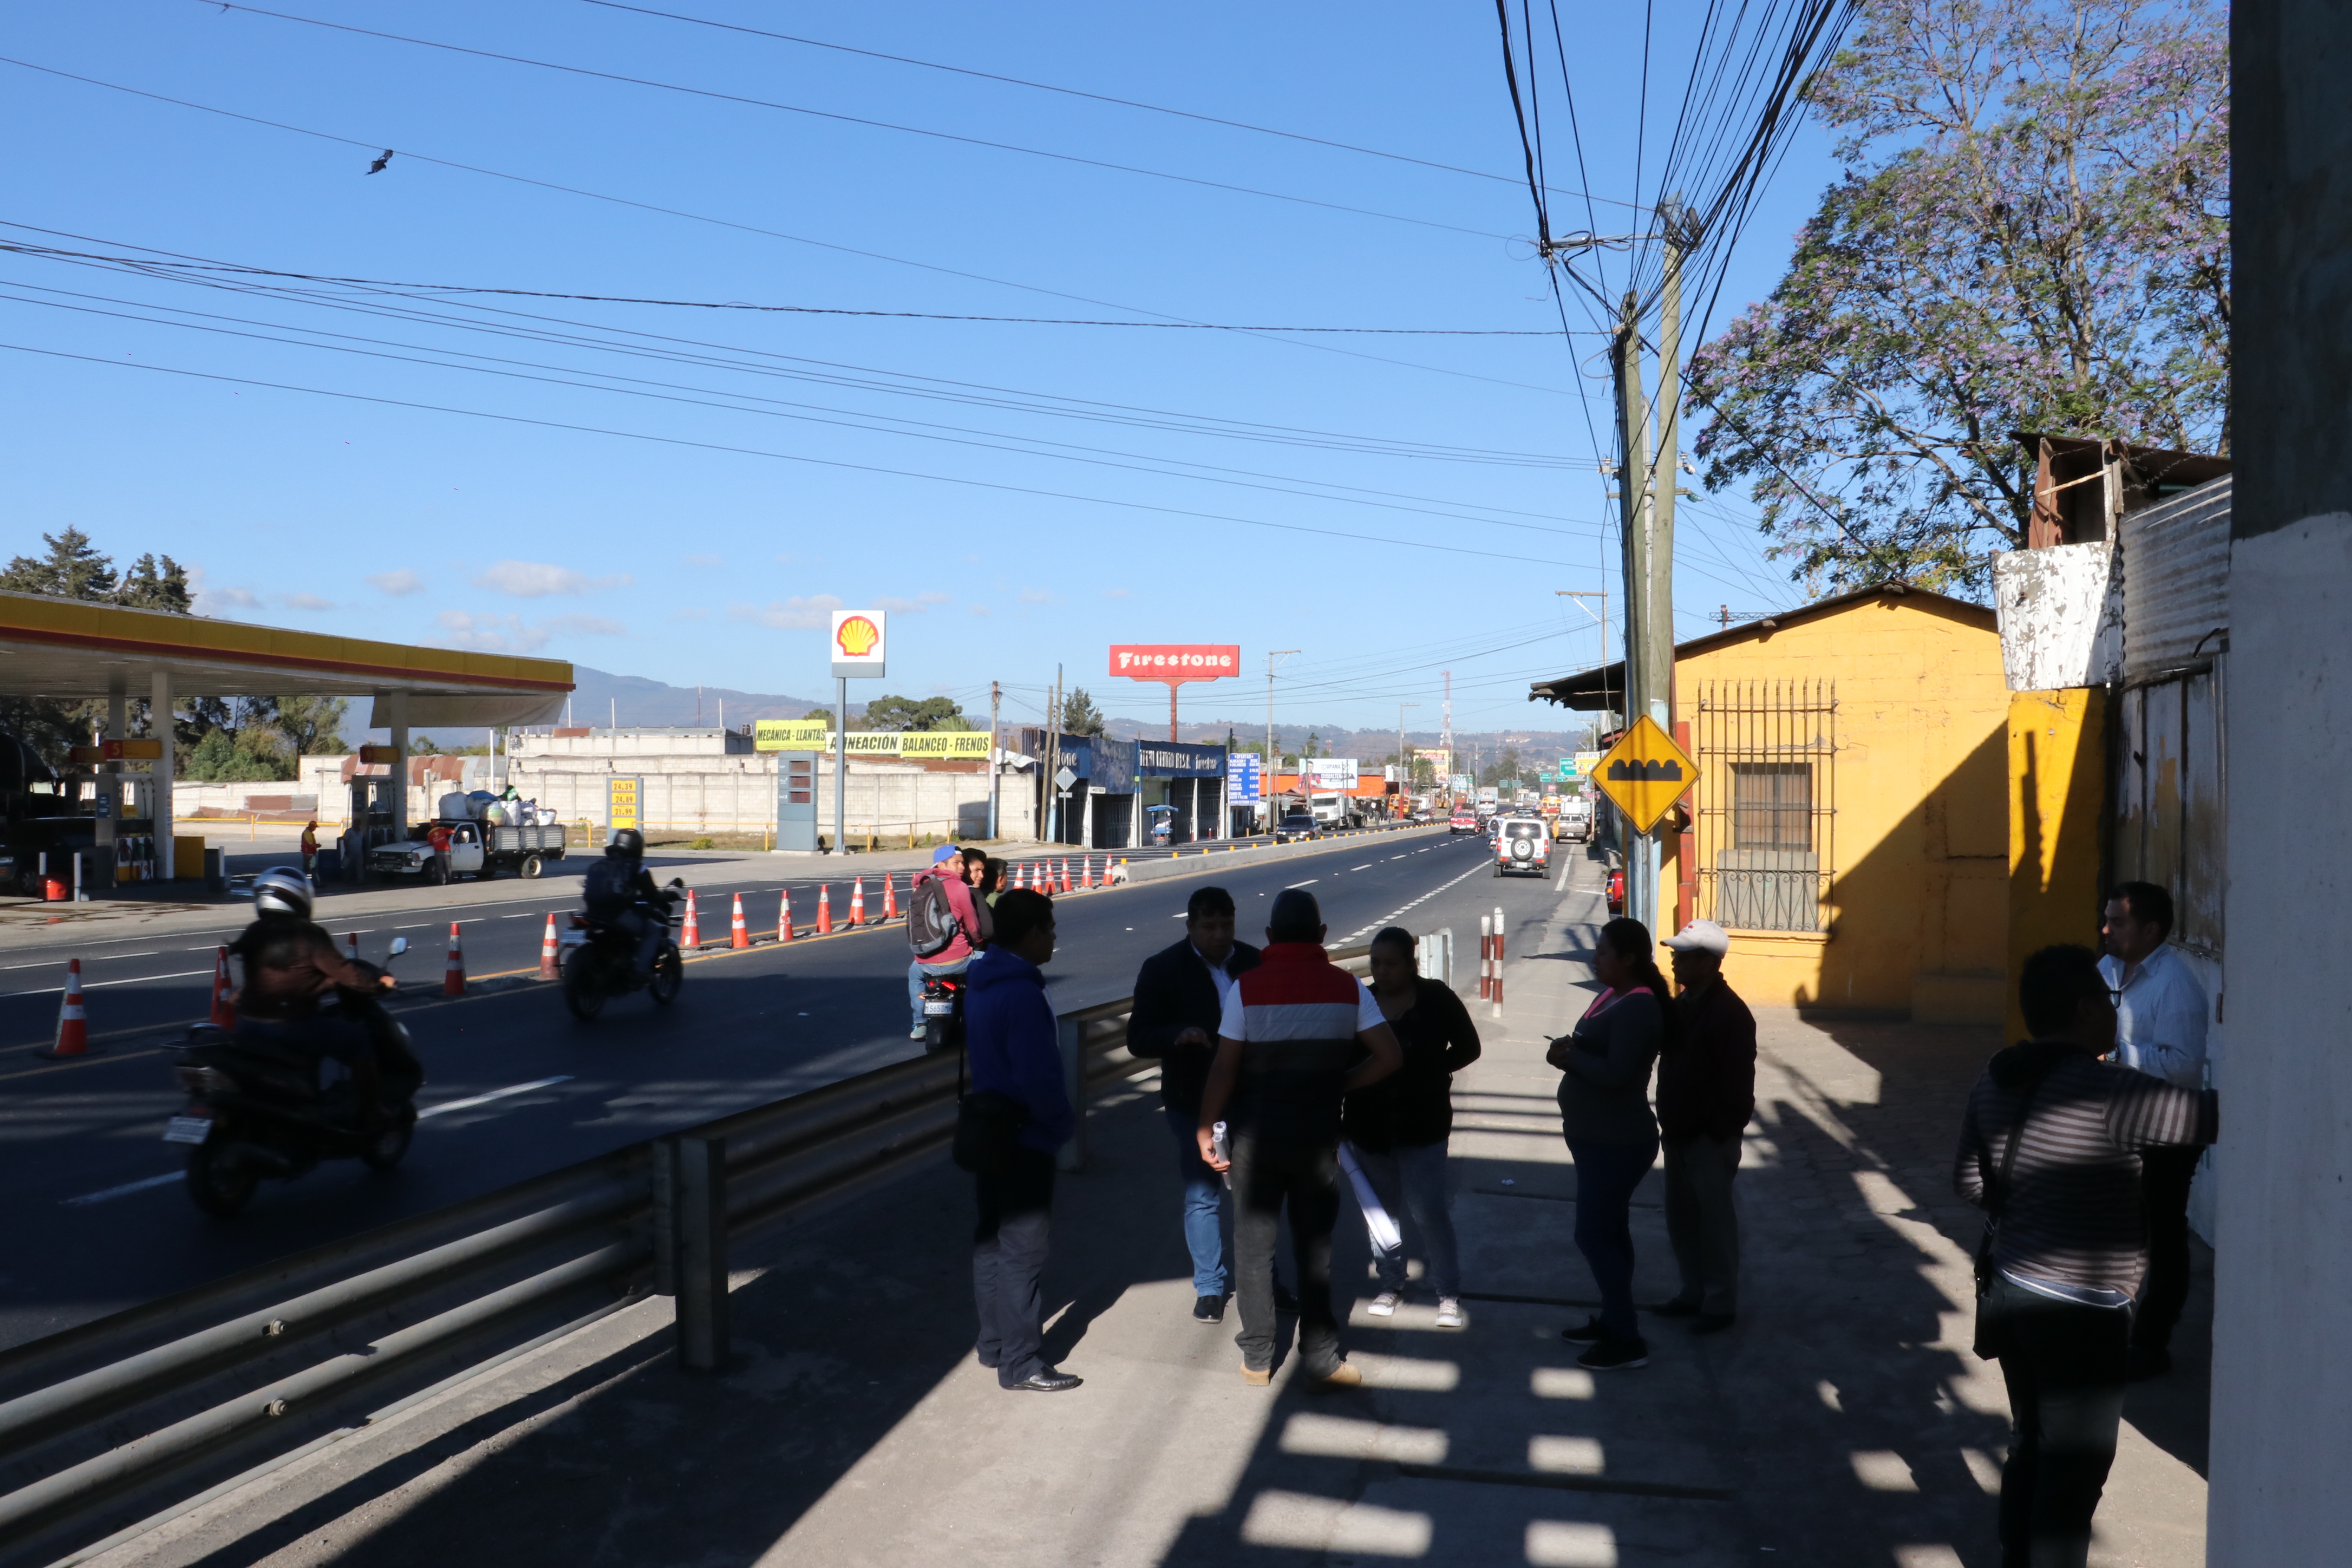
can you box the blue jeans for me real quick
[1568,1134,1658,1340]
[909,956,969,1031]
[1351,1140,1461,1298]
[1165,1106,1230,1296]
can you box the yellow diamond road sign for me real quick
[1593,715,1696,835]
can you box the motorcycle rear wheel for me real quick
[187,1139,257,1216]
[360,1115,414,1171]
[563,950,607,1022]
[648,945,683,1006]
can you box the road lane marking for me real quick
[62,1171,184,1207]
[1351,865,1373,872]
[5,969,212,998]
[1285,880,1319,888]
[417,1075,574,1119]
[1555,860,1574,893]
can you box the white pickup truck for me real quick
[367,817,569,884]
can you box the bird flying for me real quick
[366,150,394,175]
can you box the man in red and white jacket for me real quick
[1198,889,1401,1388]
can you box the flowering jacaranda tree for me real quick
[1686,0,2227,594]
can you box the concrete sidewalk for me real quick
[85,876,2209,1567]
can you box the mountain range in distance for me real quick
[463,667,1602,762]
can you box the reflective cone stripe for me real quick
[818,884,833,935]
[50,959,87,1056]
[778,888,794,942]
[731,891,750,949]
[344,933,360,965]
[883,873,899,920]
[210,946,236,1027]
[1478,915,1493,1000]
[849,877,865,926]
[539,914,561,980]
[1491,906,1505,1014]
[682,890,701,948]
[445,922,465,997]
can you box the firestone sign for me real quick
[1110,645,1240,680]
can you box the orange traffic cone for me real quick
[849,877,865,926]
[818,884,834,935]
[47,959,87,1057]
[731,891,750,949]
[778,888,795,942]
[539,913,561,980]
[1059,858,1072,894]
[682,890,701,948]
[343,932,360,965]
[882,873,899,920]
[1082,856,1094,889]
[445,922,466,996]
[210,946,236,1027]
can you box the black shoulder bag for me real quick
[1972,1067,2052,1360]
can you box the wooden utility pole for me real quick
[987,679,1001,841]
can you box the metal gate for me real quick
[1693,681,1837,932]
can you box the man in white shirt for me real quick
[2098,880,2210,1380]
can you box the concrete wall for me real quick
[1676,592,2009,1018]
[2004,688,2109,1044]
[2211,1,2352,1554]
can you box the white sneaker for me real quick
[1435,1298,1467,1330]
[909,1027,928,1041]
[1367,1292,1401,1318]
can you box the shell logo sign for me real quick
[829,609,887,678]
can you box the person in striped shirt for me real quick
[1954,944,2218,1568]
[1198,888,1402,1388]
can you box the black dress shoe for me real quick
[1006,1370,1083,1393]
[1193,1293,1227,1323]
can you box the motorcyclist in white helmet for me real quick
[228,868,391,1122]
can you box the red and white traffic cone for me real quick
[818,884,834,934]
[1082,856,1094,889]
[731,891,750,949]
[343,932,360,965]
[681,890,701,948]
[1059,858,1072,894]
[444,922,466,997]
[539,914,561,980]
[47,959,87,1057]
[882,873,899,920]
[210,946,236,1027]
[849,877,865,926]
[778,888,795,942]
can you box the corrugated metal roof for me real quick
[2121,475,2232,680]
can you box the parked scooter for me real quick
[559,881,687,1021]
[165,938,424,1216]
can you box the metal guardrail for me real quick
[0,943,1383,1565]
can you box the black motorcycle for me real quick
[921,968,966,1053]
[561,884,686,1021]
[165,938,424,1217]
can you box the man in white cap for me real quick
[1654,919,1755,1332]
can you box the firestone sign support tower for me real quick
[828,610,886,855]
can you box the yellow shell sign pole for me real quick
[1592,718,1697,918]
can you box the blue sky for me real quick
[2,1,1835,740]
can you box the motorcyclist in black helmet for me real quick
[583,828,667,978]
[228,867,391,1122]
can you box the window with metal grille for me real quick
[1694,682,1836,932]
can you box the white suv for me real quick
[1493,815,1551,878]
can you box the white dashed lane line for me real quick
[417,1075,575,1121]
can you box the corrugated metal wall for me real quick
[2122,475,2233,680]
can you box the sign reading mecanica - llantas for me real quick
[753,720,988,757]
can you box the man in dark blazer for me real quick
[1128,884,1262,1321]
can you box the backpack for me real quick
[583,857,637,918]
[906,873,961,958]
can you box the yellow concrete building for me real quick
[1531,584,2010,1021]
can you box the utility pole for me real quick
[1045,667,1062,845]
[987,679,1001,841]
[1555,589,1612,731]
[1265,649,1298,828]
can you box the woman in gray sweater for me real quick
[1547,916,1672,1370]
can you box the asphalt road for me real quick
[0,825,1592,1351]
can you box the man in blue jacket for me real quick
[963,888,1081,1392]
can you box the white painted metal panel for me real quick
[1993,541,2123,690]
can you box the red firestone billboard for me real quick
[1110,643,1240,740]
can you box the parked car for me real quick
[1449,809,1478,835]
[1494,815,1551,877]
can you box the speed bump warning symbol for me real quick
[1593,715,1697,835]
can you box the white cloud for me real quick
[1018,587,1060,605]
[969,604,992,617]
[671,606,710,622]
[545,613,626,636]
[473,560,631,598]
[1101,587,1131,599]
[279,592,335,612]
[207,586,260,610]
[682,553,726,569]
[367,569,425,596]
[873,591,952,615]
[433,609,549,653]
[728,594,843,630]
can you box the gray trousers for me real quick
[1662,1133,1740,1316]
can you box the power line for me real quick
[577,0,1655,214]
[0,55,1585,399]
[214,4,1513,241]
